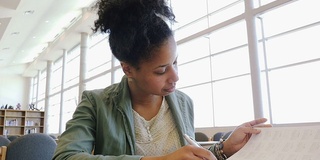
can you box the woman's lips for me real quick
[164,86,175,93]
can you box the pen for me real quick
[183,134,202,147]
[184,134,208,160]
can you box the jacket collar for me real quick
[113,75,187,146]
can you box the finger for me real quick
[238,125,262,135]
[247,118,268,126]
[194,154,208,160]
[197,155,217,160]
[194,156,206,160]
[196,156,212,160]
[254,124,272,128]
[193,147,217,160]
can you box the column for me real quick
[35,70,41,109]
[44,60,53,133]
[78,32,89,101]
[245,0,264,119]
[59,49,67,134]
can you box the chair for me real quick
[5,133,57,160]
[212,132,224,141]
[222,131,232,140]
[48,134,57,140]
[212,131,232,141]
[7,135,19,142]
[0,146,7,160]
[0,136,10,160]
[195,132,209,141]
[0,136,10,147]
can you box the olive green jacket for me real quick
[53,76,195,160]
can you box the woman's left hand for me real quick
[222,118,271,157]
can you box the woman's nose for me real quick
[168,66,179,83]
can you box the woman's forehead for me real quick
[145,40,176,65]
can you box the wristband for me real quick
[209,139,228,160]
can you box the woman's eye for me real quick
[155,69,166,75]
[173,60,178,65]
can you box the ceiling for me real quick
[0,0,97,77]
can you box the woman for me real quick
[53,0,268,159]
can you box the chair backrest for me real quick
[0,136,10,146]
[212,132,224,141]
[212,131,232,141]
[7,135,19,142]
[6,133,57,160]
[195,132,209,141]
[222,131,232,140]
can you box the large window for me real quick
[51,58,63,94]
[85,34,113,90]
[37,70,46,110]
[47,93,61,133]
[29,77,37,105]
[257,0,320,124]
[64,46,80,89]
[86,35,112,79]
[31,0,320,135]
[61,87,79,132]
[174,0,320,127]
[176,18,254,127]
[46,58,64,134]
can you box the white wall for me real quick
[0,75,30,110]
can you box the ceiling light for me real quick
[54,33,59,38]
[11,32,20,35]
[70,17,77,23]
[24,10,35,15]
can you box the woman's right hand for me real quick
[142,145,217,160]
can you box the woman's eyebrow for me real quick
[153,64,169,70]
[153,56,178,69]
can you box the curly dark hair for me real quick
[92,0,176,68]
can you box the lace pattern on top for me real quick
[133,98,181,156]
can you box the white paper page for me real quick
[227,125,320,160]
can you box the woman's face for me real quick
[126,36,179,96]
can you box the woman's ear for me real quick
[121,62,132,77]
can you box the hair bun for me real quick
[93,0,175,33]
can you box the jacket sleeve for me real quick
[52,91,142,160]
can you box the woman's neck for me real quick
[131,95,163,121]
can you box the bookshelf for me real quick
[0,109,45,136]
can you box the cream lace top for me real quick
[133,98,181,156]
